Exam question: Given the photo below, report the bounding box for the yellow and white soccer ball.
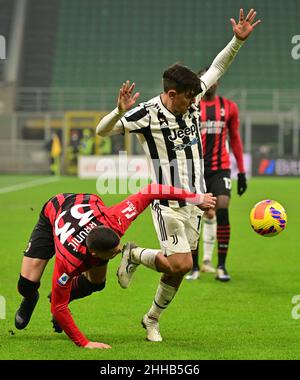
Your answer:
[250,200,287,237]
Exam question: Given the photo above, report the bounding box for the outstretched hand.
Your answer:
[197,193,216,211]
[85,341,112,349]
[118,80,140,113]
[230,8,261,41]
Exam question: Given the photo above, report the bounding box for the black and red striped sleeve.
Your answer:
[228,101,245,173]
[50,257,89,347]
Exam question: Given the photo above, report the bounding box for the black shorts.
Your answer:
[204,169,231,197]
[24,206,55,260]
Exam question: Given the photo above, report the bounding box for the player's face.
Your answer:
[173,91,196,114]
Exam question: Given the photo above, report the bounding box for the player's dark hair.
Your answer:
[163,63,202,97]
[86,225,120,252]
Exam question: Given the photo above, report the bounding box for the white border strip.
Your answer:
[0,177,60,194]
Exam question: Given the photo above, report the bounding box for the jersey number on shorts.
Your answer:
[223,177,232,190]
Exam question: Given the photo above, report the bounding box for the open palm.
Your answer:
[118,80,140,112]
[230,8,261,41]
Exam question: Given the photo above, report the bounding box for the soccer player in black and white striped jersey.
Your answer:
[96,9,261,342]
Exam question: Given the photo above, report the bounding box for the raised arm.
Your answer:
[96,81,140,137]
[199,8,261,97]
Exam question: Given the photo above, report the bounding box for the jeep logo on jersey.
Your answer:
[168,125,197,141]
[55,204,95,244]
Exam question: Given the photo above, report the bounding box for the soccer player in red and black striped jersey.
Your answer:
[186,69,247,282]
[15,184,215,349]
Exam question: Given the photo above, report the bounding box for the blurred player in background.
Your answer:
[46,132,62,176]
[15,184,214,349]
[97,9,260,342]
[79,128,95,155]
[185,69,247,282]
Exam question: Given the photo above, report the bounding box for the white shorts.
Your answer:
[151,202,204,256]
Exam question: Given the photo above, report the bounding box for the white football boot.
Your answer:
[201,260,216,273]
[185,269,200,280]
[142,314,163,342]
[117,242,139,289]
[216,267,231,282]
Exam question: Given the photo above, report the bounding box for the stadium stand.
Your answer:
[0,0,299,173]
[13,0,300,112]
[17,0,60,110]
[0,0,15,81]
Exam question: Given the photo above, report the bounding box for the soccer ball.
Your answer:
[250,200,287,237]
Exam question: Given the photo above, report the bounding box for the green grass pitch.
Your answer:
[0,175,299,360]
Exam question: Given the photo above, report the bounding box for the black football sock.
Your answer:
[17,274,40,298]
[216,208,230,269]
[191,249,200,271]
[69,274,106,301]
[48,274,106,303]
[15,275,40,329]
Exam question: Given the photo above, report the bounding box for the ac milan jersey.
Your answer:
[43,192,142,276]
[120,95,206,208]
[44,193,105,275]
[199,96,245,174]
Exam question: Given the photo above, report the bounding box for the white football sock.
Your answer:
[131,247,159,270]
[148,280,177,320]
[203,216,217,262]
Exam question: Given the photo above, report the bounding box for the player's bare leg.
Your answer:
[15,257,49,329]
[117,243,190,288]
[20,256,49,282]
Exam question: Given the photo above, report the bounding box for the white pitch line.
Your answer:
[0,177,60,194]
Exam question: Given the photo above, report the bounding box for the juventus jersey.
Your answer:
[121,95,206,208]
